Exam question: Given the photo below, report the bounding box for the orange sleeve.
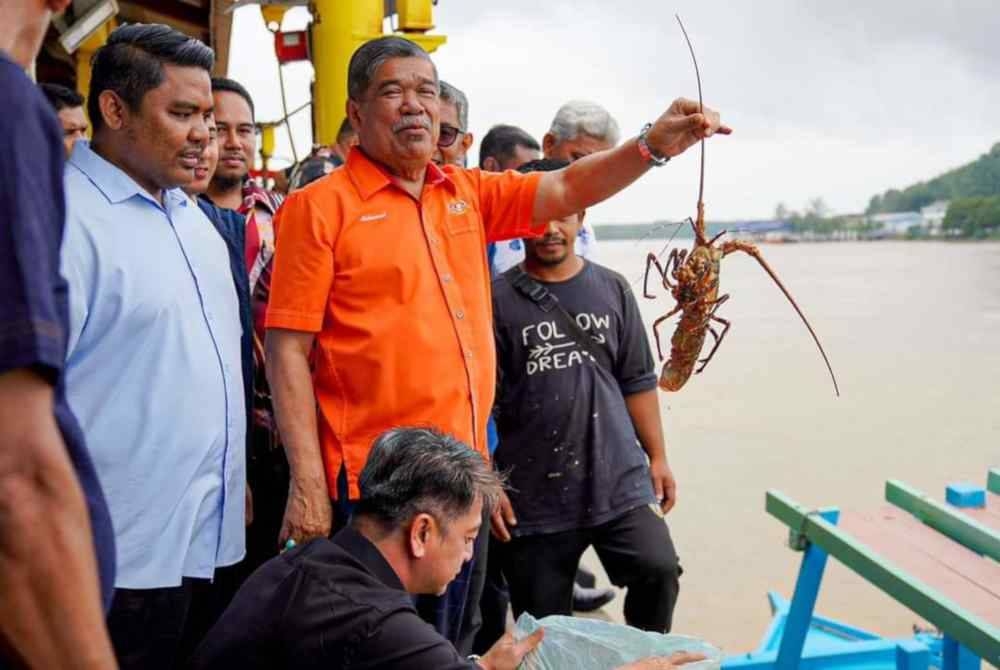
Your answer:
[473,168,544,243]
[265,190,336,332]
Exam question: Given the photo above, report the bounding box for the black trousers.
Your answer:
[472,534,511,654]
[499,504,681,632]
[107,568,246,670]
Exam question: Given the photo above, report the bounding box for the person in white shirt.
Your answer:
[491,100,620,275]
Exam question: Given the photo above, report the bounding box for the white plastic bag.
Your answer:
[515,614,723,670]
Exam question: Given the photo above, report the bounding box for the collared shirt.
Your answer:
[266,148,542,499]
[0,54,115,619]
[238,180,283,435]
[62,141,246,588]
[197,196,254,449]
[190,527,477,669]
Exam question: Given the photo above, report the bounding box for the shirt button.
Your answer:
[455,309,465,319]
[442,274,452,282]
[464,350,473,359]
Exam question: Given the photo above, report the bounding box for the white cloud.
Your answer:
[228,0,999,221]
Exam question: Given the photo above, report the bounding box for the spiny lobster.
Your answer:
[643,16,840,396]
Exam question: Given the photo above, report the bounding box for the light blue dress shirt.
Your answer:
[61,142,246,589]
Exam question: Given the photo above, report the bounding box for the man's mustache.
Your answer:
[392,115,431,133]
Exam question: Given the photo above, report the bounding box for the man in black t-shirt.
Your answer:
[491,159,681,632]
[0,1,116,667]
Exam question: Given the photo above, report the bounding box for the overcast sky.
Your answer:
[228,1,1000,223]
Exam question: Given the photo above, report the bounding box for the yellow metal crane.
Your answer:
[41,1,446,153]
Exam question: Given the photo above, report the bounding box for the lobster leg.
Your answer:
[721,240,840,396]
[643,253,671,299]
[650,304,683,361]
[696,314,731,374]
[708,229,727,245]
[695,294,731,373]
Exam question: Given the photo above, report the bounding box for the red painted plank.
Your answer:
[839,509,1000,626]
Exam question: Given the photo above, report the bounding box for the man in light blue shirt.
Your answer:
[60,24,245,670]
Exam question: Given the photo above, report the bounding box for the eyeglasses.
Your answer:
[438,123,464,148]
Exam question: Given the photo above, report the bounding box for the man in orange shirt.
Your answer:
[265,36,729,652]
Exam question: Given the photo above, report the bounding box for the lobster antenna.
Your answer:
[675,15,704,208]
[630,219,687,287]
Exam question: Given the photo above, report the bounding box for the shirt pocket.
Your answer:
[443,202,478,236]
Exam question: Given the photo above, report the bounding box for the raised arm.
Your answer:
[532,98,730,223]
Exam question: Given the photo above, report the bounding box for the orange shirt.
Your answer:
[266,148,543,499]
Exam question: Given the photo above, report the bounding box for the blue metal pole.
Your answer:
[942,635,979,670]
[774,508,840,670]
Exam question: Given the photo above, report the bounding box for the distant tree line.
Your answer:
[942,195,1000,238]
[775,199,881,236]
[866,142,1000,215]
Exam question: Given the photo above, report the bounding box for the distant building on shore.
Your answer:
[868,211,923,238]
[920,200,950,235]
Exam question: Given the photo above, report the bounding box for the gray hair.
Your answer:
[347,36,438,101]
[354,428,503,531]
[547,100,620,145]
[439,80,469,131]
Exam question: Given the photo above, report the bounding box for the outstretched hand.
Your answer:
[477,628,545,670]
[647,98,731,159]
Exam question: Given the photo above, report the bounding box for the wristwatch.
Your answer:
[637,123,670,167]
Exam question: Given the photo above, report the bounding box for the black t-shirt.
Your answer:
[492,260,658,536]
[0,54,115,618]
[191,527,477,669]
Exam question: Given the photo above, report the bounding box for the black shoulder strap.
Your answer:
[502,265,613,373]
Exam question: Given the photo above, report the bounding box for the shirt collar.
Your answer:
[332,526,406,592]
[241,179,281,215]
[69,141,188,209]
[345,146,456,201]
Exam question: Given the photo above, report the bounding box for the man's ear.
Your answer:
[461,131,474,155]
[97,90,128,132]
[482,156,500,172]
[346,99,362,136]
[408,513,435,559]
[542,132,556,159]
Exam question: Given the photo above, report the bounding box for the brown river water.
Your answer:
[576,240,1000,653]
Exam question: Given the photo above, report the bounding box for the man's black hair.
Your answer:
[211,77,255,121]
[479,124,541,169]
[516,158,569,174]
[88,23,214,132]
[39,83,84,111]
[347,36,436,101]
[353,428,503,533]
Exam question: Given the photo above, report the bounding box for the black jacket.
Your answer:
[197,196,254,445]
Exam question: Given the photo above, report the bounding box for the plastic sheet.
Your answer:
[515,614,723,670]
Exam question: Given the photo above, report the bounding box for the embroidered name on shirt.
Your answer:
[448,200,469,215]
[359,212,387,222]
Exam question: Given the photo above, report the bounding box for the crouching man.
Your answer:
[191,427,702,670]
